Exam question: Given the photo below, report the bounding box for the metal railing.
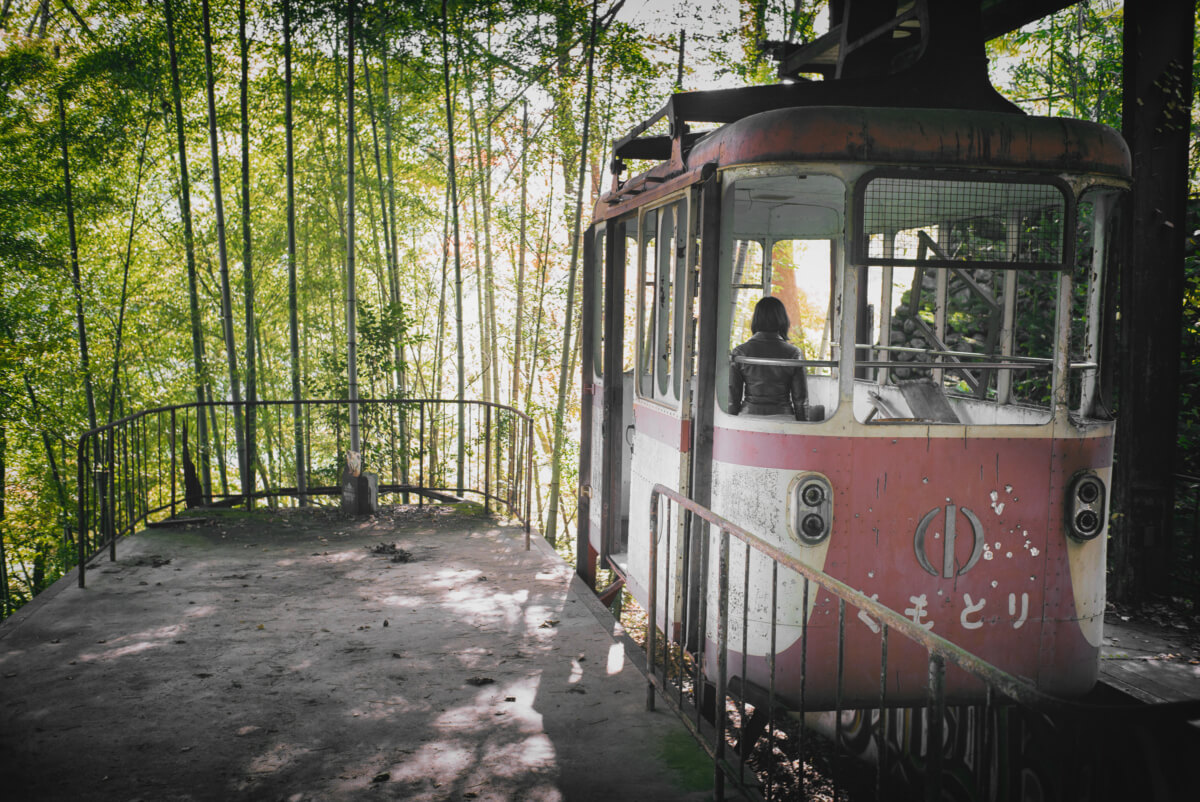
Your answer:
[76,398,534,586]
[645,484,1200,802]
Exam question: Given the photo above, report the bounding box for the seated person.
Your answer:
[729,297,810,420]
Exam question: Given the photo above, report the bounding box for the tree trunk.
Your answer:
[164,0,212,497]
[441,0,466,495]
[108,113,153,425]
[482,29,501,408]
[283,0,306,505]
[525,151,557,419]
[254,322,276,501]
[511,101,528,412]
[546,0,598,546]
[381,51,408,493]
[239,0,257,507]
[24,377,69,520]
[341,0,362,467]
[58,90,97,435]
[463,76,491,404]
[354,124,387,292]
[202,0,248,500]
[360,51,395,293]
[431,189,450,482]
[204,377,228,497]
[358,57,404,493]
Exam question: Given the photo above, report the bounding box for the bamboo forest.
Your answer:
[0,0,1191,620]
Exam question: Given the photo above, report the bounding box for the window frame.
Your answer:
[634,194,690,408]
[851,168,1077,272]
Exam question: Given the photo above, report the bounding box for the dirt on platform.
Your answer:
[0,504,718,802]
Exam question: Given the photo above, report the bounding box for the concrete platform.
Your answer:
[0,505,719,801]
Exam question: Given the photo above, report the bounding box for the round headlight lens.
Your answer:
[1077,480,1100,504]
[801,513,825,539]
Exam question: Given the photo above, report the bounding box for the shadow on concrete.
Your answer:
[0,505,715,801]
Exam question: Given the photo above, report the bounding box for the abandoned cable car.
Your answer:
[578,19,1128,709]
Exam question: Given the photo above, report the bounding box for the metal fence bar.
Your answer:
[714,524,730,802]
[484,405,492,513]
[738,540,750,785]
[798,575,809,800]
[834,597,845,802]
[877,624,889,801]
[767,560,778,800]
[647,491,659,714]
[926,652,946,802]
[663,498,673,706]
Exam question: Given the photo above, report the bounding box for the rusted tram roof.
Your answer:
[594,105,1130,223]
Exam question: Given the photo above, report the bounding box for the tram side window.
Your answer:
[729,240,765,347]
[655,203,679,399]
[718,174,845,420]
[634,201,687,406]
[1070,188,1124,420]
[770,239,834,370]
[638,210,658,398]
[623,224,639,377]
[592,226,605,379]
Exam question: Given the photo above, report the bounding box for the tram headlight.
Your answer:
[1067,473,1106,541]
[790,473,833,546]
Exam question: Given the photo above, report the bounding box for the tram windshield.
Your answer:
[854,174,1120,426]
[715,171,1121,426]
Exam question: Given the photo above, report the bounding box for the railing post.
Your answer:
[715,524,730,802]
[76,436,88,588]
[525,418,534,544]
[419,401,426,508]
[95,466,110,559]
[798,576,809,799]
[878,625,889,801]
[107,428,117,561]
[647,489,659,712]
[835,597,846,800]
[484,405,492,513]
[926,652,946,802]
[170,408,177,518]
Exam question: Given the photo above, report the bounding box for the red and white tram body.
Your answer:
[580,104,1128,708]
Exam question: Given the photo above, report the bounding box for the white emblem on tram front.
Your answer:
[914,504,986,578]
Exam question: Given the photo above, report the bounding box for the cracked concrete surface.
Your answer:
[0,504,717,801]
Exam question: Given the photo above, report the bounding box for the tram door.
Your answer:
[626,197,697,598]
[581,217,633,572]
[584,194,697,593]
[581,217,631,570]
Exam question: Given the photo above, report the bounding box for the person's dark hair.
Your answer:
[750,296,789,338]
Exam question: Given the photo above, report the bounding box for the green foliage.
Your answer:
[989,0,1124,127]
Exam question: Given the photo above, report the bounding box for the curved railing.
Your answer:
[76,398,534,586]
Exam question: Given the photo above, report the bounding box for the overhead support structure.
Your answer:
[610,0,1027,180]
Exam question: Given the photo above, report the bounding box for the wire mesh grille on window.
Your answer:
[862,178,1066,266]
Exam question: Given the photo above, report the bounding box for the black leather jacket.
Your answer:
[729,333,809,419]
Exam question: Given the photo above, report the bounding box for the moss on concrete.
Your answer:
[658,730,714,793]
